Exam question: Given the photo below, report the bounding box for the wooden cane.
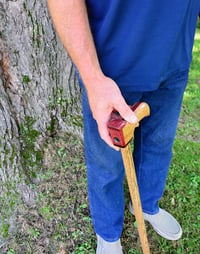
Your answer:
[108,102,150,254]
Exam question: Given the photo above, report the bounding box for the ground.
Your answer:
[1,130,199,254]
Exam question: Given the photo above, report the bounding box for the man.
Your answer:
[47,1,200,253]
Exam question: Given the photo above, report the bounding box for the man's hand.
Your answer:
[85,75,138,150]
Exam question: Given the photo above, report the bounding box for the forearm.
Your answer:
[47,0,104,86]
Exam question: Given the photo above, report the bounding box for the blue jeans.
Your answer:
[80,74,188,242]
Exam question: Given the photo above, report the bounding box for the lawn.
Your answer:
[1,21,200,254]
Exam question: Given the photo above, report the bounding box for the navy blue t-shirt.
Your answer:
[86,0,200,91]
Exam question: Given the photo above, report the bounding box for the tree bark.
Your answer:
[0,0,82,241]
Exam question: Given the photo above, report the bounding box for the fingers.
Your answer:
[97,120,120,151]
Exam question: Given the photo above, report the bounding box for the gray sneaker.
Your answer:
[129,202,182,240]
[96,234,123,254]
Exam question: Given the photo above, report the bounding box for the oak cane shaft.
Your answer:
[121,145,150,254]
[122,103,150,254]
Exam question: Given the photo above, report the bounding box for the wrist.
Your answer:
[81,69,106,89]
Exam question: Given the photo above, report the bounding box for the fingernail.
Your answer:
[129,115,138,123]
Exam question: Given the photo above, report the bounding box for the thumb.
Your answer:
[115,100,139,125]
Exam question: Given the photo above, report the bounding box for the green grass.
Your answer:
[177,22,200,142]
[121,140,200,253]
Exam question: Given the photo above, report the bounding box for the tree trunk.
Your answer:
[0,0,82,241]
